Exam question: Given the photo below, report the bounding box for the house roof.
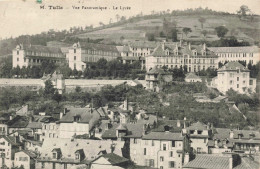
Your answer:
[184,154,230,169]
[27,122,42,129]
[129,41,158,48]
[21,150,37,158]
[0,136,19,146]
[185,73,201,80]
[7,115,29,128]
[208,46,259,53]
[142,132,183,141]
[76,42,120,54]
[22,45,64,55]
[218,62,249,72]
[102,123,144,139]
[38,138,124,163]
[94,153,129,165]
[213,128,231,140]
[184,154,259,169]
[146,68,170,75]
[186,121,208,131]
[59,108,99,124]
[116,45,131,53]
[152,119,188,133]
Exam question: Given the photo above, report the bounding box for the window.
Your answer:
[169,151,173,157]
[190,130,194,134]
[197,130,202,134]
[17,58,19,61]
[237,77,239,81]
[197,147,201,153]
[133,138,137,144]
[160,167,163,169]
[171,141,175,147]
[169,161,175,168]
[160,156,164,162]
[237,84,239,88]
[74,56,76,60]
[17,51,19,55]
[230,80,233,85]
[75,153,80,160]
[74,49,76,53]
[144,148,146,155]
[204,138,207,143]
[163,144,167,151]
[152,140,154,146]
[249,80,253,85]
[53,153,57,159]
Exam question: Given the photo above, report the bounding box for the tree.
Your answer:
[215,26,229,38]
[198,17,206,29]
[201,30,208,38]
[52,90,62,104]
[237,5,251,19]
[97,58,107,69]
[147,33,155,41]
[44,80,55,97]
[182,27,192,38]
[171,28,178,42]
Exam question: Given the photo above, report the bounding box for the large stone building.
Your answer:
[208,46,260,65]
[211,62,256,94]
[68,42,120,71]
[12,44,65,68]
[145,42,218,72]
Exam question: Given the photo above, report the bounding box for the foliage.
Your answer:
[146,33,155,41]
[44,80,55,97]
[198,17,206,29]
[208,36,250,47]
[215,26,229,38]
[182,27,192,37]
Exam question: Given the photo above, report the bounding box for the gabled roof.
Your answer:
[142,132,183,141]
[76,42,120,54]
[218,62,249,72]
[151,44,167,57]
[20,150,37,158]
[185,73,201,80]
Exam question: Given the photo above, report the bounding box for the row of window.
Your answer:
[156,58,215,64]
[218,53,254,58]
[145,159,176,168]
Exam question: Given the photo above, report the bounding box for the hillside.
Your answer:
[74,14,260,44]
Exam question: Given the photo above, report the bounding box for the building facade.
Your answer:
[211,62,256,94]
[68,42,120,71]
[12,44,65,68]
[146,42,218,72]
[208,46,260,65]
[132,131,189,169]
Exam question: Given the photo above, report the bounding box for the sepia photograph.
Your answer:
[0,0,259,168]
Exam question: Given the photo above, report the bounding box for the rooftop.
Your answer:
[208,46,259,53]
[142,132,183,141]
[218,62,249,72]
[185,73,202,80]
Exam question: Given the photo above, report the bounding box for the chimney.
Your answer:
[162,42,165,50]
[177,120,181,127]
[184,153,190,165]
[188,42,191,50]
[230,130,234,138]
[9,115,13,121]
[123,99,128,111]
[207,122,210,130]
[110,143,115,153]
[203,43,206,50]
[214,139,218,147]
[229,156,233,169]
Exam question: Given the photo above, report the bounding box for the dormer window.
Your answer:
[75,149,85,161]
[17,51,19,55]
[74,115,81,122]
[197,130,202,135]
[51,148,61,159]
[190,130,194,134]
[238,134,243,139]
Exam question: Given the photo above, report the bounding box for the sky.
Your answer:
[0,0,259,39]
